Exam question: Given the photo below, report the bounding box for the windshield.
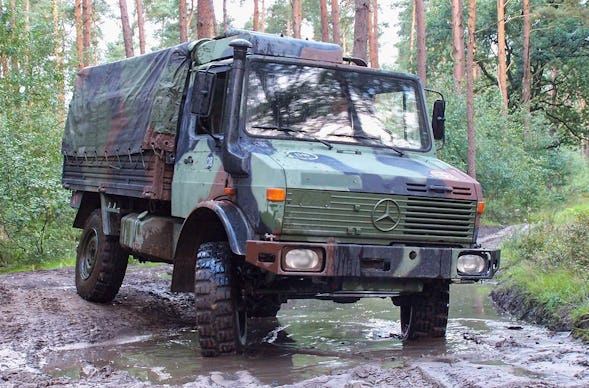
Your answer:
[245,60,429,151]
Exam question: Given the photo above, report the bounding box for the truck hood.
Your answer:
[263,144,481,201]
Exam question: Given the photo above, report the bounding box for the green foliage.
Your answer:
[396,0,589,148]
[0,1,77,269]
[431,78,583,223]
[499,205,589,340]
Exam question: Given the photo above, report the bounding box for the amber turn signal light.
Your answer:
[477,201,485,214]
[266,188,286,202]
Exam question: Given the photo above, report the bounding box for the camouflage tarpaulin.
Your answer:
[62,43,191,157]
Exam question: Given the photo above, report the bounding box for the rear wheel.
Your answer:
[399,280,450,340]
[75,210,128,303]
[195,241,247,357]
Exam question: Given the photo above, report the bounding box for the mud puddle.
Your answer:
[41,283,589,387]
[2,264,588,387]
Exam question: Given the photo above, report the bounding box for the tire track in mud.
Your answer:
[0,227,588,387]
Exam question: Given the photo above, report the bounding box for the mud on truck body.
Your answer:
[62,30,500,357]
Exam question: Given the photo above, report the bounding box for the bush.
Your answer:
[497,205,589,341]
[0,109,76,269]
[433,84,582,224]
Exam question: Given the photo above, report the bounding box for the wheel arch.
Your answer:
[171,200,254,292]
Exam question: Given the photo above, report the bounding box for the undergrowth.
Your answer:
[497,202,589,342]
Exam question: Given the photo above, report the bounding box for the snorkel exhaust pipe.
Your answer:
[222,38,252,176]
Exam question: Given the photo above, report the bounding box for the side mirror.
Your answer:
[191,71,216,116]
[432,99,446,140]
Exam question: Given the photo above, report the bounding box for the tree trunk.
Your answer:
[211,5,217,35]
[319,0,329,42]
[253,0,259,31]
[368,0,379,68]
[497,0,508,111]
[197,0,214,38]
[415,0,426,86]
[8,0,18,71]
[260,0,265,32]
[74,0,84,69]
[353,0,369,61]
[53,0,65,122]
[466,0,476,178]
[292,0,302,38]
[522,0,531,140]
[222,0,227,32]
[331,0,341,45]
[136,0,145,54]
[82,0,92,66]
[119,0,134,57]
[179,0,188,42]
[409,1,416,66]
[451,0,465,89]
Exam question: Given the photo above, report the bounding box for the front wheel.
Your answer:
[75,210,128,303]
[195,241,247,357]
[398,280,450,340]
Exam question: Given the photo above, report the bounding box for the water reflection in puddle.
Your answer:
[44,284,514,385]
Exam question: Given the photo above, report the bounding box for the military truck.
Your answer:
[62,30,500,357]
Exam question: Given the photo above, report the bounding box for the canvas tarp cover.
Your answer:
[62,43,191,156]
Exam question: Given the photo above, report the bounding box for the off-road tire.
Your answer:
[195,241,247,357]
[399,280,450,340]
[75,210,128,303]
[248,296,282,318]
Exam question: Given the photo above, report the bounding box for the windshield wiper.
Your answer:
[251,125,333,150]
[331,134,404,156]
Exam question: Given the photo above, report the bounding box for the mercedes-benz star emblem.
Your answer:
[371,199,401,232]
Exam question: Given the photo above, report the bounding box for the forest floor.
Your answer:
[1,227,588,387]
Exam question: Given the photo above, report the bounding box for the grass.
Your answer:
[0,257,75,274]
[496,200,589,342]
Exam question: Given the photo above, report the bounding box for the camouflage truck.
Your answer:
[62,30,500,357]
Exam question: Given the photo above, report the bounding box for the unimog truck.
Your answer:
[62,30,500,357]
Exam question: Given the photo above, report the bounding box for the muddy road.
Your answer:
[1,229,588,387]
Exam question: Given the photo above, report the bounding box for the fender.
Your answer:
[170,200,254,292]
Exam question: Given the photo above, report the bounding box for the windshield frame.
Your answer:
[241,55,432,153]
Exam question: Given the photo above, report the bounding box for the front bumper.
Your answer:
[245,240,500,280]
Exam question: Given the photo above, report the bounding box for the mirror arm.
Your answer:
[425,88,445,102]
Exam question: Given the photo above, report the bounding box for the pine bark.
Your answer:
[331,0,341,45]
[254,0,259,31]
[222,0,227,32]
[74,0,84,69]
[353,0,369,61]
[136,0,145,54]
[409,1,416,66]
[260,0,265,32]
[451,0,465,89]
[292,0,302,38]
[466,0,476,178]
[320,0,329,42]
[119,0,134,57]
[197,0,214,38]
[497,0,508,111]
[82,0,92,66]
[522,0,531,140]
[180,0,188,42]
[415,0,426,86]
[368,0,379,68]
[53,0,65,121]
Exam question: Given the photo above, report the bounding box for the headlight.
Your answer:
[457,253,488,275]
[282,248,323,272]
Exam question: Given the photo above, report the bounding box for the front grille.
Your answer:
[282,189,476,245]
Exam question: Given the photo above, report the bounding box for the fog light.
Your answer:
[457,253,487,275]
[283,248,323,272]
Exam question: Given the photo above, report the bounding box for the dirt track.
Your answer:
[1,227,588,387]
